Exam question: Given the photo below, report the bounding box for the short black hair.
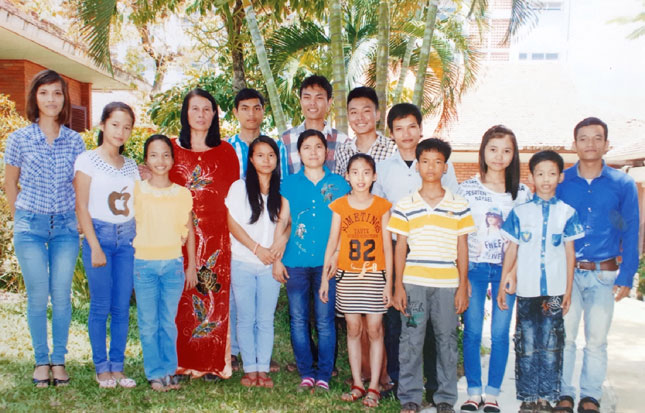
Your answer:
[529,150,564,174]
[234,88,265,109]
[574,117,608,141]
[347,153,376,174]
[297,129,328,152]
[144,134,174,160]
[299,75,333,99]
[347,86,378,109]
[387,103,422,131]
[415,138,451,162]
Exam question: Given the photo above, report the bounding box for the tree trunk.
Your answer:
[374,0,389,133]
[224,0,247,92]
[412,0,438,110]
[137,23,179,98]
[393,6,424,104]
[329,0,348,134]
[242,0,287,132]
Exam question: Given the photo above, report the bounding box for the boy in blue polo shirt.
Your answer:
[497,150,584,413]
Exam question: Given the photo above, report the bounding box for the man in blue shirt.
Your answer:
[554,117,639,413]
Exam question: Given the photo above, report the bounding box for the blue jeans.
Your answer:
[561,268,617,401]
[13,209,79,366]
[231,260,281,372]
[463,262,515,396]
[285,266,336,382]
[229,286,239,356]
[514,295,564,403]
[82,219,135,374]
[133,257,185,380]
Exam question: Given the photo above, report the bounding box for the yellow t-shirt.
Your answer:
[133,180,193,260]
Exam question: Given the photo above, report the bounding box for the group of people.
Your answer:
[3,69,638,413]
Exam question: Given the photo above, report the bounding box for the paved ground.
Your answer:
[419,297,645,413]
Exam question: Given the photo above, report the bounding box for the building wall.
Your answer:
[0,59,92,130]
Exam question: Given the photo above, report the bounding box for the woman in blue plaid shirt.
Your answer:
[3,70,85,388]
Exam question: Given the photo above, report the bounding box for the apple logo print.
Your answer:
[108,186,131,216]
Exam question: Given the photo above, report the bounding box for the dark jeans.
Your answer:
[384,239,437,400]
[514,295,565,403]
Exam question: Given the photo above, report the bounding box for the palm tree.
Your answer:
[374,0,390,132]
[411,0,438,109]
[329,0,348,133]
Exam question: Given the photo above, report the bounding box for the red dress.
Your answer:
[170,139,239,378]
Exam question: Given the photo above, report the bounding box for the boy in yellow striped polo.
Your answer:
[387,138,475,413]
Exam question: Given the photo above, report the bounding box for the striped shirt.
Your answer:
[280,121,349,174]
[225,134,289,179]
[387,189,476,287]
[333,131,397,175]
[4,123,85,214]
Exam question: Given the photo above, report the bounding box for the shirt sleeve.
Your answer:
[386,205,409,237]
[73,152,91,176]
[373,162,386,197]
[442,161,459,194]
[74,133,86,158]
[4,131,23,167]
[457,209,476,235]
[501,208,520,244]
[563,208,585,242]
[334,146,347,175]
[224,180,247,226]
[616,177,640,286]
[277,139,290,179]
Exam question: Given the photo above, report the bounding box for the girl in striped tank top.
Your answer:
[319,153,393,408]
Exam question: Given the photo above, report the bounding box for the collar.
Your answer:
[531,194,559,205]
[297,120,331,135]
[573,160,610,180]
[411,187,453,207]
[348,131,388,150]
[296,164,331,179]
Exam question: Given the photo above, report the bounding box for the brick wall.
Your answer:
[0,59,92,130]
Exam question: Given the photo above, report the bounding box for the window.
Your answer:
[545,53,559,60]
[531,53,545,60]
[519,53,528,60]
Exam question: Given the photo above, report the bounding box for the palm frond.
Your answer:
[265,21,329,75]
[77,0,118,73]
[504,0,542,42]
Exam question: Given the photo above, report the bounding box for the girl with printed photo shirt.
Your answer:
[457,125,532,413]
[74,102,140,388]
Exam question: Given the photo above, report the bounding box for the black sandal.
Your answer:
[577,396,600,413]
[553,395,575,413]
[51,364,70,387]
[400,401,420,412]
[32,364,51,388]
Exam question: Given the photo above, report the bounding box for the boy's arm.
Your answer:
[497,242,518,310]
[185,213,197,290]
[393,234,408,315]
[381,210,393,307]
[454,233,469,314]
[562,240,576,315]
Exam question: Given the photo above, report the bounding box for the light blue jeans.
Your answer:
[561,268,617,401]
[83,218,135,374]
[231,260,281,373]
[462,262,515,397]
[133,257,185,381]
[13,209,79,366]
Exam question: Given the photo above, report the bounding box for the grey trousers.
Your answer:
[397,284,459,406]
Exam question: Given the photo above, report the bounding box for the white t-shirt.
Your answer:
[74,149,140,223]
[458,177,532,264]
[224,179,277,265]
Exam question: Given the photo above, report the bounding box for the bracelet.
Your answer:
[253,242,259,255]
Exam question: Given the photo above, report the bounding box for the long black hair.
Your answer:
[478,125,520,200]
[178,89,221,149]
[143,134,174,160]
[98,102,135,154]
[246,136,281,224]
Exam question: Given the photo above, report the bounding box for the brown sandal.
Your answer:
[240,373,257,387]
[362,388,380,407]
[256,374,274,388]
[341,385,366,402]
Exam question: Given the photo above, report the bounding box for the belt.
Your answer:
[575,258,618,271]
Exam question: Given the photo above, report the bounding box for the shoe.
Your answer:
[163,374,181,390]
[148,378,167,392]
[460,398,484,412]
[256,374,274,388]
[483,400,501,412]
[96,373,116,388]
[400,401,420,412]
[315,379,329,391]
[341,385,366,402]
[32,364,51,388]
[231,355,240,372]
[577,396,600,413]
[553,396,575,413]
[436,402,456,413]
[51,364,70,387]
[240,373,257,387]
[298,377,315,392]
[203,373,221,383]
[269,359,281,372]
[112,372,136,388]
[519,401,537,413]
[286,362,298,372]
[362,388,380,408]
[536,400,552,413]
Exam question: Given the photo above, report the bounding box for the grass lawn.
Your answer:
[0,289,402,412]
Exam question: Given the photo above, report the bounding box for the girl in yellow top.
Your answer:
[319,153,393,408]
[132,135,197,391]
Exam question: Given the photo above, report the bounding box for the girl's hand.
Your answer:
[562,293,571,316]
[497,276,515,311]
[503,275,516,295]
[185,266,198,290]
[255,245,276,265]
[91,247,107,267]
[393,286,408,316]
[383,286,393,308]
[272,261,289,284]
[454,284,469,314]
[319,279,329,303]
[138,164,151,180]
